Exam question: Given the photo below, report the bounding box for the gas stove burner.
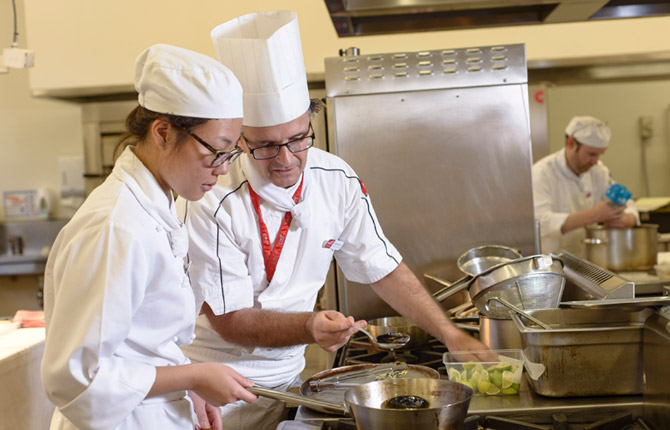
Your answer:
[337,331,448,372]
[378,349,418,364]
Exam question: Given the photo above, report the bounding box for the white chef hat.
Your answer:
[134,43,243,119]
[565,116,612,149]
[210,10,310,127]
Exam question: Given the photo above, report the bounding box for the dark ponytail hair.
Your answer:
[114,105,210,160]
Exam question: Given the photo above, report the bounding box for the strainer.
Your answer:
[469,255,565,319]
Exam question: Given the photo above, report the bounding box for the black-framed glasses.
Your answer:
[178,126,243,168]
[243,125,315,160]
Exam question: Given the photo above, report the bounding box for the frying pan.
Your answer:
[249,378,473,430]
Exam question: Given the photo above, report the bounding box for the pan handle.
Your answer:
[247,386,347,416]
[425,274,472,302]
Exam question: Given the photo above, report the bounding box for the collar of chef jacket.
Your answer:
[112,147,188,258]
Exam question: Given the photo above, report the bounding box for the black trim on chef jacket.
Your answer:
[212,180,249,313]
[184,166,400,314]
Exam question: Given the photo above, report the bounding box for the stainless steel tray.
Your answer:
[512,308,648,397]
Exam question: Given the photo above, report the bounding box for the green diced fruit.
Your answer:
[477,379,491,394]
[501,386,519,395]
[501,371,514,389]
[486,385,501,395]
[449,361,521,395]
[489,370,503,388]
[489,363,512,372]
[448,368,462,382]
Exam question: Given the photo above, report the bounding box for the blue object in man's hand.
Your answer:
[606,183,632,206]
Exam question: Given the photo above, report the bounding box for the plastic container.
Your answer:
[443,349,524,396]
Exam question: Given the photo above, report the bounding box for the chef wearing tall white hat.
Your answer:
[178,10,489,429]
[533,115,639,256]
[41,43,257,430]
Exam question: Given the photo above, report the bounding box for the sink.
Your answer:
[0,219,68,276]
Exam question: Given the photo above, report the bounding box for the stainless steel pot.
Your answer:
[250,378,473,430]
[478,315,522,349]
[584,224,659,271]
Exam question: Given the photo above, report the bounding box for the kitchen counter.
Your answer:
[0,326,54,429]
[468,377,643,416]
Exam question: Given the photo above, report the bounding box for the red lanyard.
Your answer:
[248,176,304,283]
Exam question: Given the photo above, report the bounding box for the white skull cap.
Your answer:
[565,116,611,149]
[211,10,310,127]
[134,43,243,119]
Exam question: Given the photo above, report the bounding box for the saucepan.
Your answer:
[249,378,473,430]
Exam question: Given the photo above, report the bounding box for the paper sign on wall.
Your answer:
[3,190,40,218]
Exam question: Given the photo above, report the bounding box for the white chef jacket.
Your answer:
[532,148,639,257]
[41,147,197,430]
[179,148,401,387]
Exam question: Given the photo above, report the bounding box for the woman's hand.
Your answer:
[191,362,257,406]
[190,390,222,430]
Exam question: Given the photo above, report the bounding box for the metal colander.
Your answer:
[469,255,566,319]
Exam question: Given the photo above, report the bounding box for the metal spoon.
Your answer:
[354,326,411,350]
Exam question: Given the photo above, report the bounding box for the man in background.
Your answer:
[533,115,639,256]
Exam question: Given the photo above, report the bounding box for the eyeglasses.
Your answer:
[178,126,243,168]
[243,126,315,160]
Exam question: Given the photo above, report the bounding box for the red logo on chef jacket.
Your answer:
[358,178,368,195]
[323,239,344,250]
[586,192,591,198]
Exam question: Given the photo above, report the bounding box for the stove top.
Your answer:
[278,406,650,429]
[334,331,448,374]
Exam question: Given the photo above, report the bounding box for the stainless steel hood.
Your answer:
[324,0,670,37]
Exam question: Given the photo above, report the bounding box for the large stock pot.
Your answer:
[584,224,658,271]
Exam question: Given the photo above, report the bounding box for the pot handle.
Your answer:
[583,238,607,245]
[247,386,347,416]
[425,274,471,302]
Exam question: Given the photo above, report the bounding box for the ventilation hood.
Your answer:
[324,0,670,37]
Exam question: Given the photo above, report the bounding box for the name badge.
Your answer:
[323,239,344,251]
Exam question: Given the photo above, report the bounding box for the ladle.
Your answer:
[484,297,552,330]
[354,326,410,350]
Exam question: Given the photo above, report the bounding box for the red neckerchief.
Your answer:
[248,176,304,283]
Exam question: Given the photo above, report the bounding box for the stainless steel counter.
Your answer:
[619,270,670,296]
[468,377,643,416]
